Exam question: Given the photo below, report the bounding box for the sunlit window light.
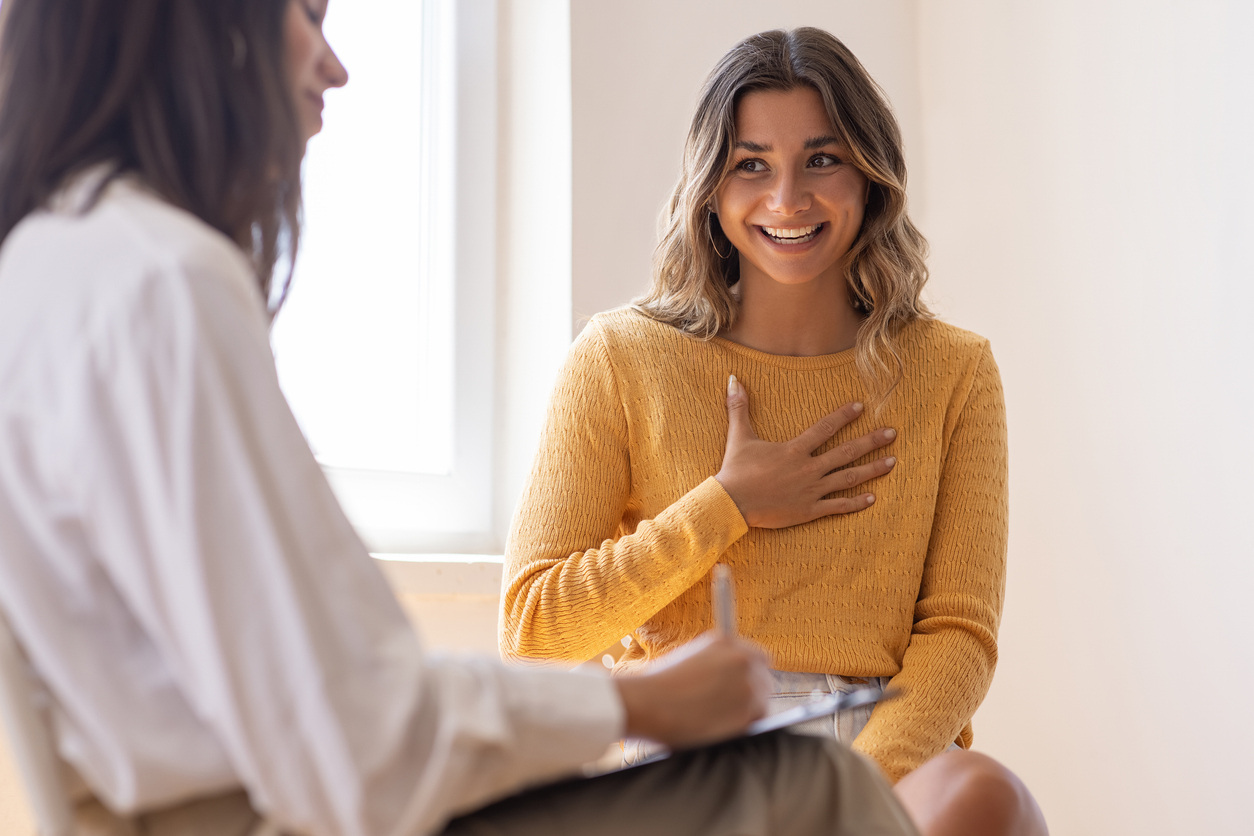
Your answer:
[272,0,454,476]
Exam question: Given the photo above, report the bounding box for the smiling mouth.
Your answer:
[760,223,824,244]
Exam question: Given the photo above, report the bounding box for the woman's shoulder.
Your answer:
[898,316,994,369]
[579,306,693,355]
[96,176,256,289]
[6,170,257,310]
[0,171,271,404]
[0,171,267,366]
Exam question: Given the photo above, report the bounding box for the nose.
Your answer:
[767,169,811,215]
[322,42,349,88]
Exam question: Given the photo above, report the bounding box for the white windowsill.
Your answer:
[372,553,503,596]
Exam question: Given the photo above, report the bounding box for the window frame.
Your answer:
[319,0,498,554]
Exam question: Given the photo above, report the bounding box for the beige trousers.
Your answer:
[74,790,271,836]
[440,731,919,836]
[72,731,917,836]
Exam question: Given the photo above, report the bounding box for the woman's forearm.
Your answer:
[501,476,746,662]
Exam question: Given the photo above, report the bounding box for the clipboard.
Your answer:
[608,685,900,773]
[742,684,897,736]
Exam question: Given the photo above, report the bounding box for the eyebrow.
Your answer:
[733,135,844,153]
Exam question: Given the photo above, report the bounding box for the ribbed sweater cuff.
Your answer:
[685,476,749,543]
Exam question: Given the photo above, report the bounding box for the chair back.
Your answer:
[0,608,74,836]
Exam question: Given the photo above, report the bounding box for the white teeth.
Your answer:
[762,223,822,242]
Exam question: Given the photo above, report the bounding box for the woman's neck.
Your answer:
[722,266,863,357]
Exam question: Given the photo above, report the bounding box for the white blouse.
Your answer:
[0,172,622,836]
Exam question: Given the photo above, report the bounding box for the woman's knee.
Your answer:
[896,750,1047,836]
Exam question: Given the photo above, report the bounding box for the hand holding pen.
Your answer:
[614,563,772,748]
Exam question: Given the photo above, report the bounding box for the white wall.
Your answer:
[493,0,575,544]
[916,2,1254,834]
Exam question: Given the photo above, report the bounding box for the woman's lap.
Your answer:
[766,670,890,741]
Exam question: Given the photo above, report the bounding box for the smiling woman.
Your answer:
[501,26,1048,836]
[713,87,870,355]
[716,89,867,275]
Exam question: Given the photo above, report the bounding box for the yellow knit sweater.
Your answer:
[500,307,1008,781]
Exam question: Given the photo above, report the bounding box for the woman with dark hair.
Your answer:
[0,0,310,298]
[0,3,921,835]
[502,27,1047,836]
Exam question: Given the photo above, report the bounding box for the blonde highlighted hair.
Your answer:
[635,27,931,404]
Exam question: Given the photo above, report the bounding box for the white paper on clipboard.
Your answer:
[741,685,893,736]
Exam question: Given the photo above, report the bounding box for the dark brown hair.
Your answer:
[636,27,932,403]
[0,0,303,308]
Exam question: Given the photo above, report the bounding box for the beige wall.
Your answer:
[380,559,504,655]
[916,2,1254,834]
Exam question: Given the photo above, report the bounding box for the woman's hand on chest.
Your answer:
[714,375,898,529]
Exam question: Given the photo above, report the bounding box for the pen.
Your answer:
[712,563,737,638]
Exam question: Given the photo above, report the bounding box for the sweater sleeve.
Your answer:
[499,321,748,663]
[851,341,1009,781]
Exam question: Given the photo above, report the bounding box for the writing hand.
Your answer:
[714,375,897,529]
[614,633,772,749]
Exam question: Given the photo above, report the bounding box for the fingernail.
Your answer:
[883,428,896,440]
[866,494,875,505]
[852,402,864,413]
[884,456,896,467]
[728,374,738,397]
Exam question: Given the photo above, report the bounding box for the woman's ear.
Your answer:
[708,196,719,214]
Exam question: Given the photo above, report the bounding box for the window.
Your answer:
[272,0,497,553]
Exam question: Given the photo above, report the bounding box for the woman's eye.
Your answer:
[809,153,840,168]
[736,159,767,173]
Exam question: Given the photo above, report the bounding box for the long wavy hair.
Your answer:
[636,27,931,403]
[0,0,303,310]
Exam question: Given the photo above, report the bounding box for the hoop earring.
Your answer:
[707,212,733,259]
[849,282,872,313]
